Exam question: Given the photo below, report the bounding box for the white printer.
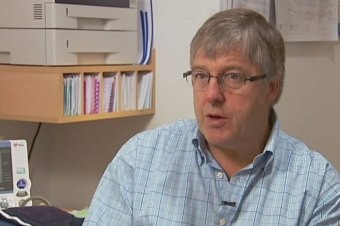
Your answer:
[0,0,138,65]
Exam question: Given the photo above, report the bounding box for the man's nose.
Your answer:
[205,78,225,103]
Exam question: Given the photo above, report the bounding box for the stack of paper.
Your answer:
[138,0,154,65]
[84,73,100,114]
[122,72,137,111]
[64,74,82,116]
[138,72,153,110]
[103,73,119,113]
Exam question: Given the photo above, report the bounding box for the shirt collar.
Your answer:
[263,109,279,155]
[253,109,283,170]
[192,130,207,166]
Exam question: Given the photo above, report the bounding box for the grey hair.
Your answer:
[190,8,285,103]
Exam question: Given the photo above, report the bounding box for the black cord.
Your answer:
[28,122,42,161]
[20,196,51,207]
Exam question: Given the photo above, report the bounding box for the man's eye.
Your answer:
[225,73,242,81]
[194,72,209,80]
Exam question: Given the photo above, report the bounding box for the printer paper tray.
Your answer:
[0,29,137,65]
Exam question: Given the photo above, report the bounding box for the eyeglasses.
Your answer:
[183,69,267,91]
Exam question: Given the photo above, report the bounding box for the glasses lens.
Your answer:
[191,70,209,90]
[222,73,244,89]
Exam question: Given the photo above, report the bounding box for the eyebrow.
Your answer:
[191,65,247,74]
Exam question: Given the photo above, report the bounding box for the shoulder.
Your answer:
[272,129,339,214]
[142,119,198,135]
[114,119,198,165]
[274,129,339,194]
[275,130,336,173]
[132,119,198,147]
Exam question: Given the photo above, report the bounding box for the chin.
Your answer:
[204,131,233,145]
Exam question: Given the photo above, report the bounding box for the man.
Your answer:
[84,8,340,225]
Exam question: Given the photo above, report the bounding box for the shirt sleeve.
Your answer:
[83,138,137,226]
[309,163,340,225]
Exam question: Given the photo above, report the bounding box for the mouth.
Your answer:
[207,112,227,118]
[208,114,223,119]
[206,113,228,126]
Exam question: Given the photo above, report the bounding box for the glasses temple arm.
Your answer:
[183,71,192,78]
[248,74,267,82]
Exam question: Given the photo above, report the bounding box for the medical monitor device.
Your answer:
[0,140,31,209]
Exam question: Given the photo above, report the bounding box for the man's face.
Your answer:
[192,49,279,153]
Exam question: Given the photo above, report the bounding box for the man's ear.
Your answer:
[267,77,281,105]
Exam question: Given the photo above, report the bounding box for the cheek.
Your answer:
[193,93,203,116]
[227,90,252,109]
[229,91,265,119]
[234,91,270,124]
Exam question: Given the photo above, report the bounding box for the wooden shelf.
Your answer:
[0,54,155,123]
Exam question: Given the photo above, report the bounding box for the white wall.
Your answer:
[277,42,340,166]
[0,0,339,209]
[148,1,220,126]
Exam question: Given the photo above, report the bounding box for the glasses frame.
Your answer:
[183,70,267,91]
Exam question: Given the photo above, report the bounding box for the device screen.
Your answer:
[0,146,13,193]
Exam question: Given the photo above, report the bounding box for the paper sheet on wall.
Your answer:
[220,0,339,41]
[231,0,272,22]
[275,0,338,41]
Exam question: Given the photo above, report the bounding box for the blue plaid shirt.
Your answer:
[84,119,340,225]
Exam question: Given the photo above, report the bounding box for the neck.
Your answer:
[208,111,275,178]
[209,145,260,178]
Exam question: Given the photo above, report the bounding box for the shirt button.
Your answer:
[216,171,224,179]
[219,218,227,225]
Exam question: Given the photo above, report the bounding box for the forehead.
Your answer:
[192,48,257,72]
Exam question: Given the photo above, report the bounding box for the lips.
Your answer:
[208,114,223,119]
[207,112,227,118]
[206,113,228,127]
